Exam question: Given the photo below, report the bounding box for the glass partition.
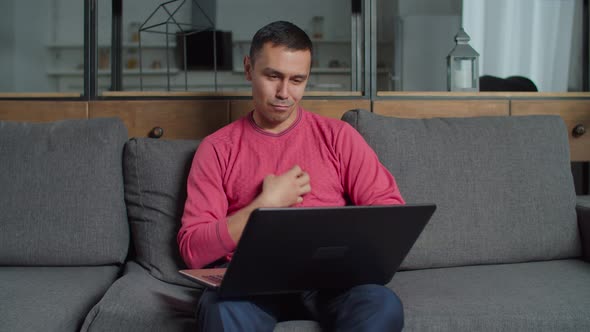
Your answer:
[2,0,586,96]
[376,0,463,92]
[376,0,585,93]
[0,0,363,95]
[1,0,84,95]
[105,0,360,94]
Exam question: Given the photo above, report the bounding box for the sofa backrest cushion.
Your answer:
[342,110,580,269]
[0,118,129,266]
[123,138,200,287]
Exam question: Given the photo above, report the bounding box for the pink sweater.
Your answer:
[178,108,405,268]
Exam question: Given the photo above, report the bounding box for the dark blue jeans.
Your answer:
[196,284,404,332]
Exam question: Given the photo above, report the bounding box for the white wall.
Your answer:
[4,0,79,92]
[13,0,52,92]
[56,0,193,45]
[400,15,461,91]
[121,0,193,44]
[54,0,84,44]
[568,0,583,91]
[215,0,352,86]
[0,0,15,91]
[393,0,462,91]
[216,0,350,41]
[399,0,462,16]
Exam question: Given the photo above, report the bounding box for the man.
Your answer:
[178,21,405,331]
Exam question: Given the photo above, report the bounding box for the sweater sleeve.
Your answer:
[336,123,405,206]
[177,139,237,269]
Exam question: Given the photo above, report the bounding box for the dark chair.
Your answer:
[479,75,538,92]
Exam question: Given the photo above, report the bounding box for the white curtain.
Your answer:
[463,0,577,92]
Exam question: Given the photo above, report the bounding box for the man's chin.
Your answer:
[268,112,290,124]
[269,110,296,125]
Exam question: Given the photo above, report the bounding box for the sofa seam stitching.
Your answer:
[134,140,151,270]
[81,305,102,332]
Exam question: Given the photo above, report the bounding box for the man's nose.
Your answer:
[276,80,289,99]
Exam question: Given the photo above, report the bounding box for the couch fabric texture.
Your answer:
[1,266,120,331]
[577,196,590,260]
[342,111,580,269]
[80,262,200,332]
[123,138,202,287]
[0,118,129,266]
[84,138,322,331]
[2,112,589,331]
[0,118,129,332]
[388,259,590,330]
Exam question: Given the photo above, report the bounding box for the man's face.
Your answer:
[244,43,311,132]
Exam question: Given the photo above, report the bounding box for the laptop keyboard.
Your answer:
[203,274,224,283]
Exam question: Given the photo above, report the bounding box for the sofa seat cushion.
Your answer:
[81,262,321,332]
[0,265,120,331]
[342,110,580,269]
[275,320,321,332]
[81,261,201,332]
[389,259,590,331]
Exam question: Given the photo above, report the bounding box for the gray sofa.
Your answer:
[1,109,589,331]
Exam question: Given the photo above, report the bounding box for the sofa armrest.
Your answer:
[577,196,590,261]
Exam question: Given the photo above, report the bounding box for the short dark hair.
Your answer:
[249,21,313,65]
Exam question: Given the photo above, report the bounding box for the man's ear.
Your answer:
[244,56,253,81]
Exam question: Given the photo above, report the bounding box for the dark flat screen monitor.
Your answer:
[176,30,233,70]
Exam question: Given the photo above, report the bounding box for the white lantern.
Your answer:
[447,28,479,92]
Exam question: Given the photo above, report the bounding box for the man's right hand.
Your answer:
[227,165,311,243]
[257,165,311,207]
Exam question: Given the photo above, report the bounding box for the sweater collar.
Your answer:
[248,106,303,137]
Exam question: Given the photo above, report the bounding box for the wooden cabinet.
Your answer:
[87,98,369,139]
[0,98,368,140]
[373,99,509,118]
[512,99,590,162]
[229,99,371,122]
[2,94,588,163]
[88,100,229,140]
[0,101,87,122]
[373,94,590,162]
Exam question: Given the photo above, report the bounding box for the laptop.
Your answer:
[179,204,436,298]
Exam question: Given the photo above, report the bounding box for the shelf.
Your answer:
[0,92,82,98]
[376,91,590,98]
[233,39,350,44]
[232,67,352,74]
[102,91,253,97]
[47,43,177,49]
[311,68,351,73]
[101,90,362,97]
[232,67,390,74]
[48,40,346,50]
[47,69,180,76]
[308,83,344,89]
